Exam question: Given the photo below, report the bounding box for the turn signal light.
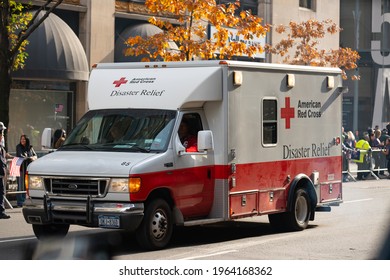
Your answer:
[25,172,29,196]
[129,177,141,193]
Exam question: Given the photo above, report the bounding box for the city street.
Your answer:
[1,177,389,260]
[1,3,389,280]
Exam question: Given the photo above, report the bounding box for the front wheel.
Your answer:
[136,199,173,250]
[32,224,70,240]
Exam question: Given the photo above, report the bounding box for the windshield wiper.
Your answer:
[101,142,150,153]
[128,145,150,153]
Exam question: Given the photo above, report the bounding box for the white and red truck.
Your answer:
[23,60,343,250]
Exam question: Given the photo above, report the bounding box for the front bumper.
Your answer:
[22,196,144,231]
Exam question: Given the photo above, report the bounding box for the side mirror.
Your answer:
[198,130,214,152]
[41,128,52,149]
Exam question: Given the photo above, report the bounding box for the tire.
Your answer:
[32,224,70,240]
[136,199,173,250]
[284,188,310,231]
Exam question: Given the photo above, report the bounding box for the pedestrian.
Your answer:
[342,131,356,182]
[342,126,348,142]
[15,134,37,207]
[345,131,356,149]
[353,132,371,180]
[0,122,14,219]
[355,130,360,141]
[342,142,351,182]
[382,137,390,178]
[380,128,388,145]
[369,129,381,147]
[53,128,66,149]
[370,129,382,176]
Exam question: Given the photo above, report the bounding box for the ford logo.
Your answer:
[68,184,78,190]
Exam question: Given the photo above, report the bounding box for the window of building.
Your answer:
[9,83,74,154]
[262,98,278,145]
[217,0,258,16]
[299,0,315,10]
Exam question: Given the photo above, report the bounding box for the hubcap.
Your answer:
[151,210,167,240]
[295,196,308,225]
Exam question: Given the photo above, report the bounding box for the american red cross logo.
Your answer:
[281,97,295,129]
[113,77,128,87]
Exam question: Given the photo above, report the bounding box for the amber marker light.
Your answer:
[129,177,141,193]
[25,172,29,196]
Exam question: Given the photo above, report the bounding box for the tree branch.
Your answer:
[10,0,64,58]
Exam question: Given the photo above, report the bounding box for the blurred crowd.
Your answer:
[342,123,390,181]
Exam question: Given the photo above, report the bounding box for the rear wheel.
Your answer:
[268,188,310,232]
[136,199,173,250]
[32,224,70,240]
[284,188,310,231]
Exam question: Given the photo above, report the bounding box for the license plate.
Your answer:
[98,215,120,228]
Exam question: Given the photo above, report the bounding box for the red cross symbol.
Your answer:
[281,97,295,129]
[113,77,128,87]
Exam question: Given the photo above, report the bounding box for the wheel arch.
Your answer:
[144,187,183,225]
[287,174,317,220]
[145,187,173,205]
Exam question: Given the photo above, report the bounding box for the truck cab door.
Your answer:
[173,112,215,218]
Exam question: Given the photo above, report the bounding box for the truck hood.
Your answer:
[27,151,156,177]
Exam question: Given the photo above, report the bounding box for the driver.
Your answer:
[178,119,197,152]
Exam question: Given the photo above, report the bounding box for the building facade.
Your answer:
[8,0,342,153]
[341,0,390,133]
[263,0,340,63]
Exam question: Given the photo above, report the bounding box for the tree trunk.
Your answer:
[0,62,11,131]
[0,0,11,147]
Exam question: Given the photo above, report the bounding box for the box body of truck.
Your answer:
[23,60,343,250]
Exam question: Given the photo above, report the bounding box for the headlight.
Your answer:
[29,176,45,190]
[110,178,129,192]
[109,178,141,193]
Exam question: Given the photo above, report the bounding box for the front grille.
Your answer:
[44,178,108,197]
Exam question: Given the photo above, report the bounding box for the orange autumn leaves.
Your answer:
[125,0,268,61]
[125,1,359,80]
[265,19,360,80]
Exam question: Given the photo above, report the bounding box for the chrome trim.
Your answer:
[229,188,286,195]
[229,189,259,195]
[53,205,86,212]
[320,180,343,185]
[26,199,144,214]
[94,203,144,214]
[43,176,111,198]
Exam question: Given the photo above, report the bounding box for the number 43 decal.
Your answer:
[121,162,131,166]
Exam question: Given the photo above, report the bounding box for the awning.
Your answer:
[115,23,178,62]
[12,11,89,81]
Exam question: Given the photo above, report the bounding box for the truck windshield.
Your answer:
[60,109,176,152]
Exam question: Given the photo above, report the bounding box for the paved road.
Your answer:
[1,177,390,260]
